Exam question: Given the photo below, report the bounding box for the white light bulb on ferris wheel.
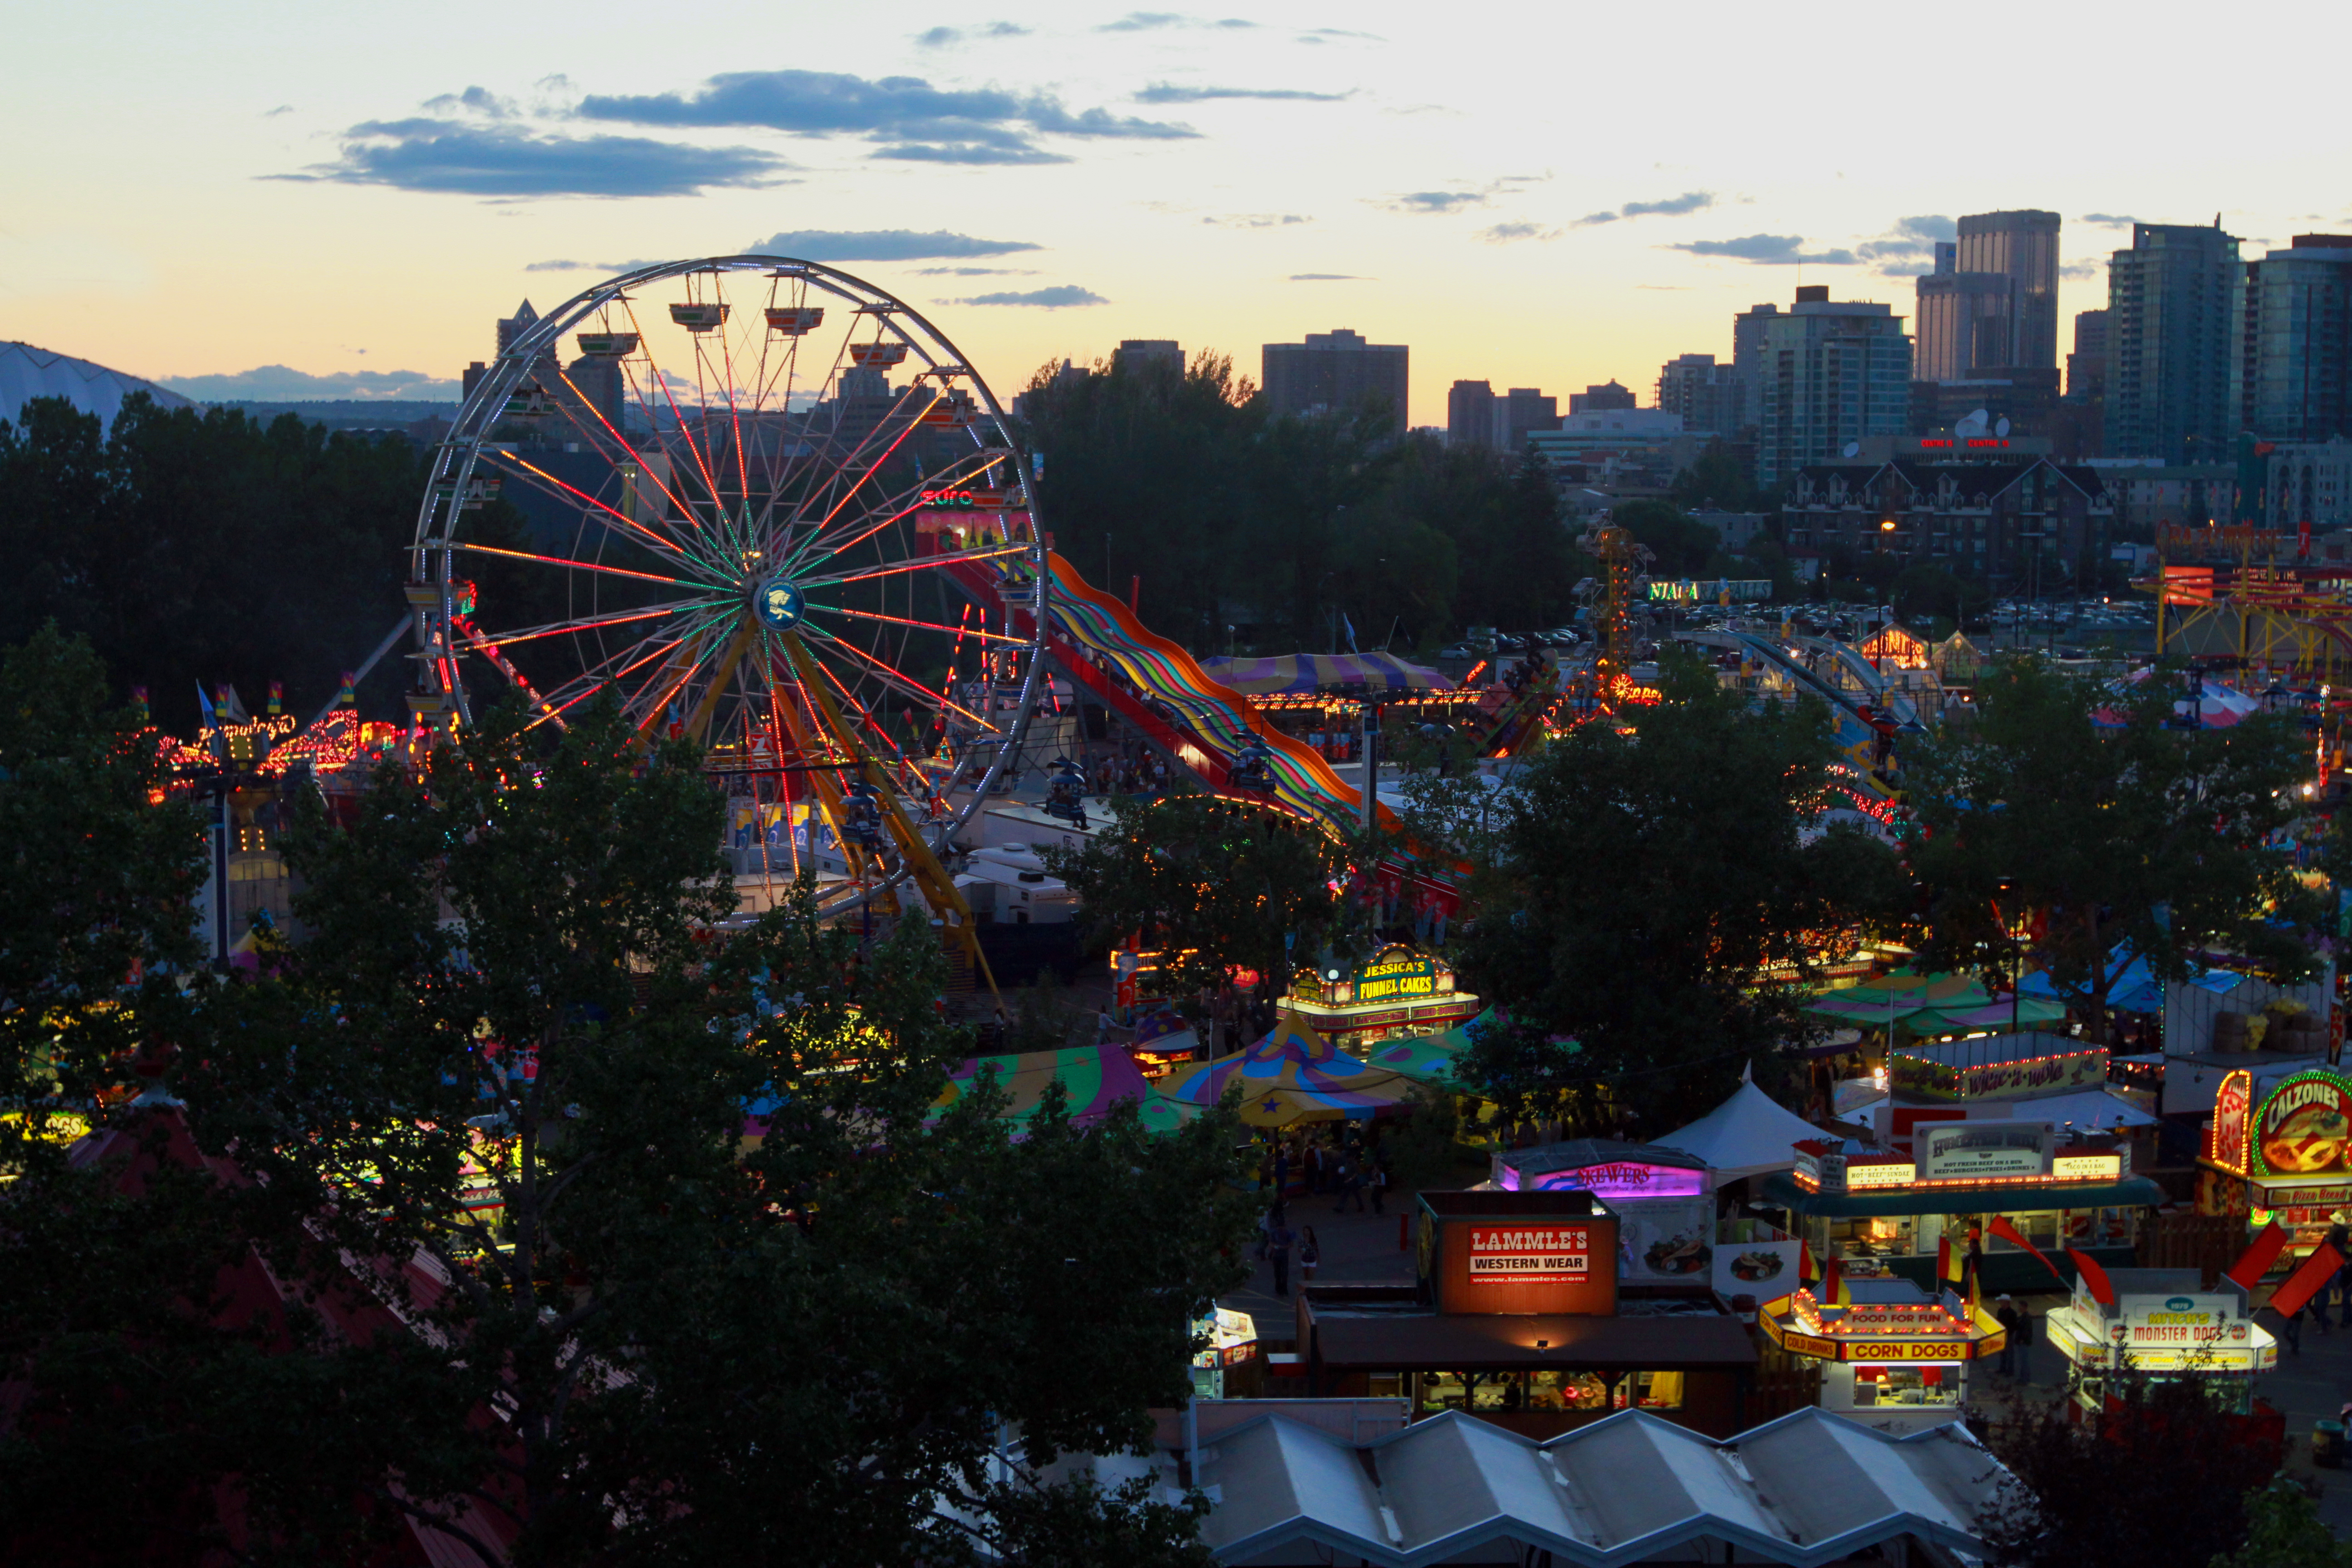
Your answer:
[406,255,1049,921]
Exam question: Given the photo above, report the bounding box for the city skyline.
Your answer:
[6,0,2348,429]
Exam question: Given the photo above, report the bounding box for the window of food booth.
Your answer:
[1411,1370,1673,1413]
[1852,1365,1958,1409]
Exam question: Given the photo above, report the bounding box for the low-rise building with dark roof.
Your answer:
[1780,457,2113,584]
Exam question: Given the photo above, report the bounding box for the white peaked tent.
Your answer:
[1652,1065,1826,1181]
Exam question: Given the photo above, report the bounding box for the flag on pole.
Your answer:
[1821,1255,1851,1306]
[2066,1246,2116,1307]
[1798,1244,1819,1289]
[1988,1215,2072,1289]
[2226,1222,2291,1290]
[1938,1232,1965,1289]
[2269,1242,2347,1321]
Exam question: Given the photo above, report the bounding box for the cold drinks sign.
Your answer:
[1467,1226,1592,1284]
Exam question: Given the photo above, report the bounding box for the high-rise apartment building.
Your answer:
[1914,268,2019,380]
[1568,380,1637,414]
[1261,328,1409,434]
[2241,236,2352,441]
[1955,210,2063,370]
[1112,339,1184,377]
[2068,310,2110,401]
[1754,286,1914,489]
[1447,380,1497,448]
[1494,387,1561,451]
[1655,353,1744,434]
[2105,222,2244,463]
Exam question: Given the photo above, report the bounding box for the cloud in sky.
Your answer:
[1098,12,1257,30]
[2060,259,2103,280]
[1385,190,1487,215]
[1573,191,1715,228]
[1298,27,1382,41]
[1135,83,1351,103]
[421,85,519,118]
[523,257,659,272]
[914,265,1037,276]
[915,22,1028,46]
[159,365,461,401]
[2081,213,2140,226]
[1854,214,1955,274]
[1667,233,1857,265]
[577,69,1194,165]
[1202,212,1311,228]
[748,228,1043,260]
[953,285,1107,307]
[280,121,790,197]
[1480,221,1560,244]
[262,104,292,117]
[1289,273,1366,280]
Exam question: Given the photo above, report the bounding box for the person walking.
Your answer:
[1333,1154,1366,1214]
[1994,1296,2024,1379]
[1267,1208,1296,1299]
[1305,1141,1326,1196]
[1269,1141,1290,1198]
[1369,1156,1390,1215]
[1300,1225,1322,1286]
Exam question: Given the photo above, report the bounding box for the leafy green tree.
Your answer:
[1666,438,1766,513]
[1044,790,1362,1014]
[1906,659,2326,1044]
[6,693,1251,1566]
[1975,1367,2279,1568]
[1452,657,1908,1129]
[1609,499,1722,579]
[2212,1482,2352,1568]
[0,395,426,728]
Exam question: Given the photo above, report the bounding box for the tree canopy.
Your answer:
[1448,657,1907,1129]
[0,395,426,730]
[1906,658,2327,1042]
[1015,353,1576,652]
[0,686,1253,1567]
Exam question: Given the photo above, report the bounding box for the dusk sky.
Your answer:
[8,0,2347,428]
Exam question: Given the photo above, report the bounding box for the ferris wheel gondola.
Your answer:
[408,256,1051,976]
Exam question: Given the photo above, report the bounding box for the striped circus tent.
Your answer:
[1156,1011,1416,1126]
[1197,652,1449,694]
[931,1046,1197,1135]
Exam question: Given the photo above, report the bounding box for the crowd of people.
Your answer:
[1251,1125,1396,1298]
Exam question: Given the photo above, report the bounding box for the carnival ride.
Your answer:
[2146,523,2352,677]
[397,256,1058,990]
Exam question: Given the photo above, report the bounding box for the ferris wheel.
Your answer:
[407,256,1049,952]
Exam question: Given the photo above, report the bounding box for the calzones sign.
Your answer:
[1466,1225,1592,1284]
[2254,1070,2352,1178]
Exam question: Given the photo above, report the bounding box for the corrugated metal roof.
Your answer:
[1193,1406,2008,1568]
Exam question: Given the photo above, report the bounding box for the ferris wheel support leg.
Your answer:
[779,631,998,1003]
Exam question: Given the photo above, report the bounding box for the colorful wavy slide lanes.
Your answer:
[1034,552,1387,837]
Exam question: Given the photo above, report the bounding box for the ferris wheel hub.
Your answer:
[755,579,806,631]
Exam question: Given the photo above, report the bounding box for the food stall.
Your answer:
[1490,1141,1717,1286]
[1762,1122,2164,1294]
[1757,1278,2004,1433]
[1190,1307,1261,1400]
[1287,943,1482,1054]
[2198,1066,2352,1261]
[2041,1269,2275,1416]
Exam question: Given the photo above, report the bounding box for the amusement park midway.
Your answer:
[14,241,2352,1568]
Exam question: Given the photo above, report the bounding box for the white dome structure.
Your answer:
[0,341,193,431]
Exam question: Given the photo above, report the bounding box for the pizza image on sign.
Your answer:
[1466,1225,1591,1283]
[2255,1072,2352,1177]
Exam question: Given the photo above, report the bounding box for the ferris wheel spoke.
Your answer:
[469,599,721,649]
[553,367,710,534]
[819,603,1032,646]
[800,541,1032,591]
[800,624,1002,734]
[473,451,707,571]
[444,541,692,589]
[616,299,730,521]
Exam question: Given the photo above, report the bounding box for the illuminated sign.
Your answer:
[2053,1152,2123,1181]
[1891,1046,2108,1102]
[1509,1160,1708,1200]
[1466,1225,1591,1283]
[1916,438,2012,450]
[1846,1160,1917,1189]
[1918,1123,2053,1181]
[1646,579,1774,603]
[2253,1069,2352,1178]
[2208,1068,2252,1173]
